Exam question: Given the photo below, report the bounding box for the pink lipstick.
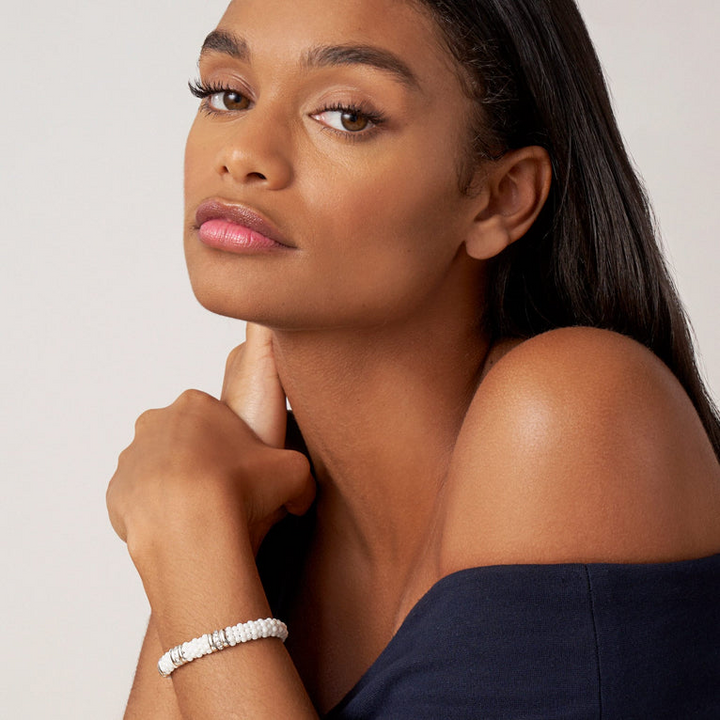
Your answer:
[195,200,293,253]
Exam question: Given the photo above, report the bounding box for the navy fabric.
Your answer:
[325,555,720,719]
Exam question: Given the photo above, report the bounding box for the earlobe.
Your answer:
[464,215,513,260]
[464,146,552,261]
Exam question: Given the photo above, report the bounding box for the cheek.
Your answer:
[184,122,210,207]
[298,146,467,310]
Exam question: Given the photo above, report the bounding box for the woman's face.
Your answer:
[184,0,483,329]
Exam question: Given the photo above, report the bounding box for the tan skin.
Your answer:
[107,0,720,717]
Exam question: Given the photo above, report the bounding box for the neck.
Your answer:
[271,276,490,572]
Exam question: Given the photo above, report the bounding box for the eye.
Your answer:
[311,102,386,136]
[207,90,251,113]
[315,108,372,133]
[188,80,252,114]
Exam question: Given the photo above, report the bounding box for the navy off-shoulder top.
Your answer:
[324,555,720,719]
[258,508,720,718]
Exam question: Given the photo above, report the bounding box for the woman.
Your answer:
[107,0,720,717]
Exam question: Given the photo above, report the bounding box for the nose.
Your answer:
[214,106,293,190]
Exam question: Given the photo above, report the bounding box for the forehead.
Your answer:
[220,0,434,41]
[215,0,456,87]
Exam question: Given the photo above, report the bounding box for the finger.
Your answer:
[221,323,287,448]
[262,449,317,517]
[284,470,317,517]
[106,473,127,543]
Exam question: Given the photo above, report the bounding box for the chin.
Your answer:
[189,278,395,331]
[185,251,278,323]
[186,274,298,328]
[188,274,270,323]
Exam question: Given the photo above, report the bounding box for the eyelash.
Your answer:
[188,79,245,115]
[188,79,387,140]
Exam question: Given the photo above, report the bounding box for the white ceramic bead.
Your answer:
[157,618,288,678]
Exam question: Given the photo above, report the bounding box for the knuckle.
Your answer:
[284,450,312,482]
[105,478,123,536]
[225,344,245,372]
[176,388,211,407]
[116,445,135,470]
[134,408,156,431]
[105,478,114,509]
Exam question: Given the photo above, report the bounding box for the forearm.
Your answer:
[109,333,318,719]
[137,521,318,720]
[125,616,183,720]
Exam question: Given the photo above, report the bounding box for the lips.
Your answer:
[195,199,294,251]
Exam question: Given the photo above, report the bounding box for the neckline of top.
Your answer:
[325,551,720,715]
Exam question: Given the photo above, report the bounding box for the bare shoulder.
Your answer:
[438,327,720,573]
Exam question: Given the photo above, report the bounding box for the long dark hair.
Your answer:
[418,0,720,458]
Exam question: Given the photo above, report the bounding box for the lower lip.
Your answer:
[198,219,288,253]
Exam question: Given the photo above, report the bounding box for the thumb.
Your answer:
[263,449,317,518]
[221,323,287,448]
[246,448,317,553]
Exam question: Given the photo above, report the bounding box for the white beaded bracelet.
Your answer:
[157,617,288,677]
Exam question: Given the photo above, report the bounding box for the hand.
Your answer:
[221,322,289,449]
[112,324,319,720]
[107,324,316,572]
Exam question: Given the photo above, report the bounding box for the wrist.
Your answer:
[147,552,272,655]
[131,516,270,633]
[157,617,289,677]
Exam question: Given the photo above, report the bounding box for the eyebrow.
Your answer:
[200,30,249,60]
[200,30,419,90]
[303,44,419,89]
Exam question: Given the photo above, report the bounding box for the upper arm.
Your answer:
[438,327,720,573]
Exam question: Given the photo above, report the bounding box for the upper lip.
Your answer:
[195,199,294,247]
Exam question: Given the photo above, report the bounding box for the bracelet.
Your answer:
[157,617,288,677]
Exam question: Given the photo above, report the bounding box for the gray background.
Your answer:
[1,1,717,716]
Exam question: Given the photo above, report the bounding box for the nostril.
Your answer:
[220,166,267,181]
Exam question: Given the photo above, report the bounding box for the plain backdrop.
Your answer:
[1,1,717,716]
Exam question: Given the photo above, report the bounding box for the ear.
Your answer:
[464,146,552,261]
